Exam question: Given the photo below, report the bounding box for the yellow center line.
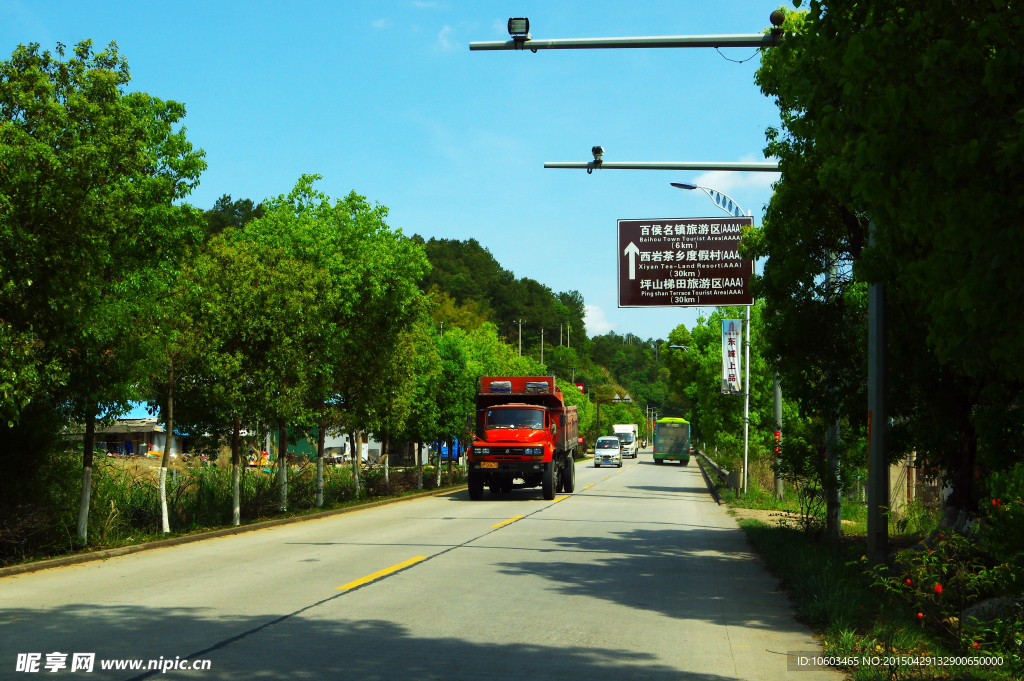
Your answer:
[603,475,610,480]
[336,556,426,591]
[550,495,569,504]
[581,484,594,490]
[491,514,524,529]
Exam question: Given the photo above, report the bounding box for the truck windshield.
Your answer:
[616,434,634,443]
[486,408,544,430]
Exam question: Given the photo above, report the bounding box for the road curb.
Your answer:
[0,484,468,580]
[696,454,723,505]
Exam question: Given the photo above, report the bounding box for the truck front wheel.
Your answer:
[468,471,484,500]
[542,463,557,500]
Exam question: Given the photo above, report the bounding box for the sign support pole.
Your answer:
[743,305,752,495]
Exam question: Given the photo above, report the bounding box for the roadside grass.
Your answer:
[2,455,467,568]
[738,519,1017,679]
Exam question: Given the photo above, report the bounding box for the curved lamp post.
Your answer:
[670,181,750,218]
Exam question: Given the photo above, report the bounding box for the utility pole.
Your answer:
[440,321,444,338]
[825,255,842,536]
[567,323,571,352]
[516,319,523,356]
[773,371,784,500]
[540,328,545,364]
[867,222,888,564]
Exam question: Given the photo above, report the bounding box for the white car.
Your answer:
[594,436,622,468]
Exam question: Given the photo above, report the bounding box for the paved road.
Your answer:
[2,448,837,680]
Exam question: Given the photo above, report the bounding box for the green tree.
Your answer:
[756,5,1024,509]
[0,40,206,542]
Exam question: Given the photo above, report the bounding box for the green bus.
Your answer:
[653,418,691,465]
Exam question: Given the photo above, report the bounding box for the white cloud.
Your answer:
[584,305,617,335]
[437,25,454,51]
[690,153,780,196]
[372,18,391,29]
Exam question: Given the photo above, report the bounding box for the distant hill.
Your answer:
[415,236,686,419]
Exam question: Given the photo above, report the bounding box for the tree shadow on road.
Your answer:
[0,604,741,681]
[493,525,803,634]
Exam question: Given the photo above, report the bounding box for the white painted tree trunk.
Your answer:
[232,464,241,526]
[351,432,360,498]
[278,420,288,512]
[435,441,442,487]
[76,466,92,542]
[231,416,241,526]
[158,467,170,533]
[417,442,423,490]
[316,419,325,508]
[77,410,96,544]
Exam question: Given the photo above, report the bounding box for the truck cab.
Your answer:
[467,377,578,500]
[612,424,639,459]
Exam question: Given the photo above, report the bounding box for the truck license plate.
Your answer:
[481,462,498,468]
[667,456,675,460]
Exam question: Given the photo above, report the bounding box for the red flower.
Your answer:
[938,533,945,539]
[934,584,943,594]
[973,642,980,649]
[905,578,912,585]
[917,612,924,620]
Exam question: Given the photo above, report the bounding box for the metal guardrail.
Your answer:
[696,450,730,484]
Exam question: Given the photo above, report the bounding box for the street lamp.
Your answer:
[668,345,689,351]
[671,182,750,218]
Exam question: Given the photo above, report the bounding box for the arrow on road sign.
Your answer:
[623,242,640,280]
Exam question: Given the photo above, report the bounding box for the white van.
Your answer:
[612,424,639,459]
[594,436,622,468]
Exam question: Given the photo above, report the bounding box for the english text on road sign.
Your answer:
[618,217,754,307]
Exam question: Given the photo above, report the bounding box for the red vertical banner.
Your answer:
[721,319,743,394]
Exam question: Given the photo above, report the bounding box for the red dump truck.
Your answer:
[467,376,579,500]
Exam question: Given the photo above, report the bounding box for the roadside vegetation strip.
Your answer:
[0,483,467,580]
[491,515,524,529]
[336,556,427,591]
[736,517,1021,680]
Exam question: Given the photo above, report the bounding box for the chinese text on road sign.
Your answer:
[618,217,754,307]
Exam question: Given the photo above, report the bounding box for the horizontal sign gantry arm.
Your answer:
[469,33,778,51]
[544,161,780,172]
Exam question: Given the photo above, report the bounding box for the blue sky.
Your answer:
[2,0,783,342]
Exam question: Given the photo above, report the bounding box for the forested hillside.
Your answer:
[413,236,687,427]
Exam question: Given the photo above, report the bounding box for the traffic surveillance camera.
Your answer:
[592,146,604,162]
[508,17,530,36]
